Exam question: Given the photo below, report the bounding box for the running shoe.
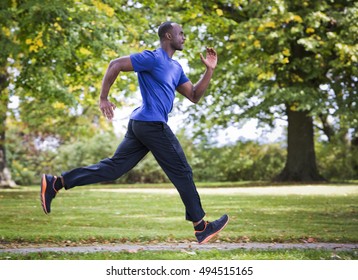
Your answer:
[195,214,229,244]
[40,174,59,214]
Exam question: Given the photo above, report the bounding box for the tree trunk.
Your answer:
[0,150,16,188]
[275,106,325,182]
[0,70,16,188]
[351,128,358,178]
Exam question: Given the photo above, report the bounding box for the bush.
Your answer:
[7,126,287,185]
[52,132,120,174]
[8,124,357,185]
[5,123,169,185]
[316,141,358,180]
[117,153,169,184]
[191,141,286,182]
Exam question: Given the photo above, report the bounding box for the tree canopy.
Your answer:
[1,0,148,186]
[178,0,357,180]
[1,0,357,186]
[180,0,357,138]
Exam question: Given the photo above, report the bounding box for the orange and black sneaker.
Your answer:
[195,214,229,244]
[40,174,60,214]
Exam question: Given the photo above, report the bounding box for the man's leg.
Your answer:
[132,121,228,244]
[62,127,149,189]
[41,120,149,213]
[132,120,205,222]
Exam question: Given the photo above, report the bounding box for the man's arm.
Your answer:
[99,56,133,120]
[176,47,217,104]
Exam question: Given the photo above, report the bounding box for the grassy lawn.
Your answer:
[0,182,357,260]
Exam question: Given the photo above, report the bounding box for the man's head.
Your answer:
[158,21,185,51]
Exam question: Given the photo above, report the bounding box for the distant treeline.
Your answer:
[7,130,357,186]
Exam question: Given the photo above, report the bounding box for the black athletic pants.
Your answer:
[62,119,205,222]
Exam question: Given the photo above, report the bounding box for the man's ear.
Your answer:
[165,32,172,40]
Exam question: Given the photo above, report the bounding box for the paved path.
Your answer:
[1,242,357,254]
[91,185,358,196]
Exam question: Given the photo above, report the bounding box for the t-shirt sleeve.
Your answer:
[130,50,157,72]
[178,68,190,86]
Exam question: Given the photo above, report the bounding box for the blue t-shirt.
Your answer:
[129,48,189,123]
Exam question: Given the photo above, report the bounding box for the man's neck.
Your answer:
[160,42,176,58]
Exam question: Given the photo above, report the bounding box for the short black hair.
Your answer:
[158,21,174,40]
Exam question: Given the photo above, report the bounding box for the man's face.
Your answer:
[169,24,186,51]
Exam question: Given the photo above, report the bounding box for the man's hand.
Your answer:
[99,98,116,120]
[200,47,217,70]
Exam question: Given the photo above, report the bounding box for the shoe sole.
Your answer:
[40,174,49,214]
[199,216,229,245]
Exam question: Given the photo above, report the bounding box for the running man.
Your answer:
[41,22,229,244]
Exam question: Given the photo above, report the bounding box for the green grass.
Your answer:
[0,183,357,259]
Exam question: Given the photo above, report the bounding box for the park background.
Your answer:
[0,0,357,261]
[1,0,357,186]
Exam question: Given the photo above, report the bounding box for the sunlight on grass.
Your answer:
[1,184,357,245]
